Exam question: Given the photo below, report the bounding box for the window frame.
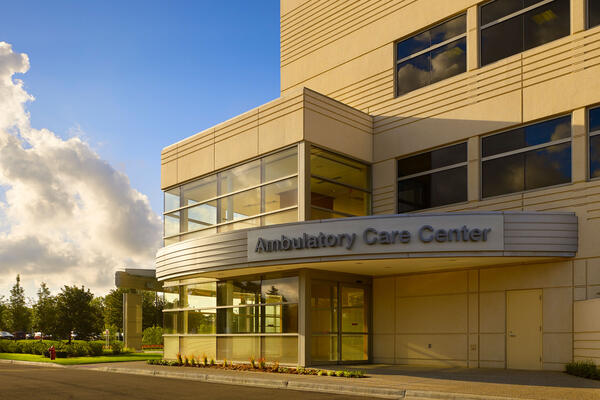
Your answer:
[162,145,299,242]
[588,105,600,180]
[479,0,568,67]
[396,142,468,213]
[480,113,573,199]
[394,12,467,98]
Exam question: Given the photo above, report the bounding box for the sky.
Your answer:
[0,1,280,301]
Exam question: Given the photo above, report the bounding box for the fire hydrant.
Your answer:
[49,345,56,360]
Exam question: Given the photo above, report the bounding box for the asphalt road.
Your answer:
[0,363,368,400]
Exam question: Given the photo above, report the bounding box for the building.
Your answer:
[154,0,600,370]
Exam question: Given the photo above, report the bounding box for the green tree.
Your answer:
[9,275,31,332]
[32,282,57,337]
[142,325,164,346]
[103,288,127,331]
[142,292,164,330]
[55,286,102,342]
[0,296,10,331]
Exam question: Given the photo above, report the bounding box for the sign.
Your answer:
[247,214,504,262]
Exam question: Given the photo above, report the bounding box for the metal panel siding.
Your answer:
[503,212,577,253]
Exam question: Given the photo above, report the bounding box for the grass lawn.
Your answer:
[0,352,162,365]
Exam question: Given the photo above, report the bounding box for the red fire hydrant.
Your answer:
[49,345,56,360]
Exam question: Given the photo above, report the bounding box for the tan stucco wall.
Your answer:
[574,298,600,365]
[373,262,575,370]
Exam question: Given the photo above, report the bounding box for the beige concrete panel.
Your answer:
[480,262,572,292]
[479,333,505,362]
[523,63,600,122]
[543,333,573,363]
[574,332,600,341]
[469,293,478,334]
[304,108,373,162]
[466,5,479,72]
[177,146,214,184]
[468,270,478,292]
[588,258,600,285]
[180,336,217,359]
[468,137,480,202]
[479,291,505,333]
[587,285,600,299]
[574,287,587,301]
[395,333,468,362]
[373,277,396,334]
[543,287,572,333]
[372,159,395,191]
[373,334,395,362]
[396,271,468,297]
[571,0,586,34]
[574,349,600,358]
[161,160,178,190]
[574,298,600,332]
[280,0,308,16]
[572,108,587,183]
[214,128,259,170]
[164,336,179,360]
[574,259,587,286]
[258,108,303,154]
[396,294,468,334]
[373,91,522,162]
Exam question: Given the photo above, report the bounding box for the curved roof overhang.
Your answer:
[155,212,577,282]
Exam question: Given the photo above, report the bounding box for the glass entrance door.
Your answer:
[310,281,369,364]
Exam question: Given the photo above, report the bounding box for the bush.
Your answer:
[566,360,599,380]
[110,341,123,355]
[142,326,163,346]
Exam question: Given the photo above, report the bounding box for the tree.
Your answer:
[8,275,31,332]
[55,286,102,342]
[32,282,57,336]
[142,291,164,330]
[0,297,10,331]
[103,288,127,331]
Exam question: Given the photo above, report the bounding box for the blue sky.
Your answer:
[1,0,280,215]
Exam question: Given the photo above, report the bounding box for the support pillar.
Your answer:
[123,292,143,350]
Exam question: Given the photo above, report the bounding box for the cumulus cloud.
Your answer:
[0,42,162,297]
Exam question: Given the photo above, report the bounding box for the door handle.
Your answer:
[509,331,516,337]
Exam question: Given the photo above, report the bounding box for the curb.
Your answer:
[0,359,65,368]
[93,366,524,400]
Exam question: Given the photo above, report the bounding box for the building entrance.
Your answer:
[506,289,542,370]
[310,280,369,364]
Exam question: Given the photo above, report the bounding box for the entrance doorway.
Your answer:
[310,280,369,364]
[506,289,542,370]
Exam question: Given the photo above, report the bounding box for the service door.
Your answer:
[506,289,542,370]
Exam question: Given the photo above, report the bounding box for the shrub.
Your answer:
[327,370,335,377]
[335,370,344,377]
[88,342,103,356]
[111,341,123,355]
[566,361,599,380]
[142,326,164,346]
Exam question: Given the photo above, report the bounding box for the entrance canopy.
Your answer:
[156,211,577,281]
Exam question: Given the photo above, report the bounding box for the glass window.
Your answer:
[591,0,600,28]
[217,280,261,307]
[187,309,216,334]
[311,147,370,190]
[261,336,298,364]
[182,175,217,206]
[163,311,181,334]
[185,282,217,309]
[262,147,297,182]
[396,14,466,96]
[164,187,180,212]
[261,277,298,303]
[218,159,261,196]
[217,307,260,334]
[481,0,570,67]
[589,106,600,179]
[397,143,467,212]
[163,147,299,243]
[482,115,571,198]
[311,178,370,217]
[163,286,180,310]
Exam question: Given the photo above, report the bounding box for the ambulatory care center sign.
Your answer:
[247,214,504,262]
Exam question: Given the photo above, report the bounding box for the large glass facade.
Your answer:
[481,115,572,198]
[310,147,371,219]
[163,147,298,245]
[395,14,466,96]
[480,0,570,66]
[163,275,299,364]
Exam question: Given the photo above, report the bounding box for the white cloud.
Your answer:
[0,42,162,298]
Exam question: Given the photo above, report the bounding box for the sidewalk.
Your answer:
[76,361,600,400]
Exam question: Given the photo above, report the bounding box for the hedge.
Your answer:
[0,340,104,357]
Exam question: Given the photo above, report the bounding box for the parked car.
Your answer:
[0,331,14,340]
[12,331,26,340]
[34,332,42,340]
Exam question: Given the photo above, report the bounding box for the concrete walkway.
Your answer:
[74,361,600,400]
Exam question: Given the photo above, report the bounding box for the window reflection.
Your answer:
[481,0,570,67]
[311,178,370,217]
[396,14,466,96]
[164,188,180,212]
[263,177,297,212]
[591,0,600,28]
[183,202,217,232]
[182,176,217,206]
[218,160,260,196]
[398,142,467,177]
[218,188,261,223]
[589,107,600,179]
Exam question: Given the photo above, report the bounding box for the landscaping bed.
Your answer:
[566,361,600,380]
[148,354,365,378]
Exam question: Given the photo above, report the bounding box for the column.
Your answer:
[123,292,143,350]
